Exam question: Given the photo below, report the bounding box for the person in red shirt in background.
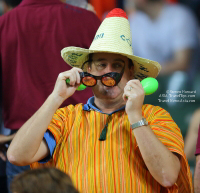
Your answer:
[0,0,100,192]
[0,1,23,192]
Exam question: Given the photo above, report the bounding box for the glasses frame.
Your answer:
[80,60,125,87]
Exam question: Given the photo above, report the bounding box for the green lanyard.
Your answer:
[99,114,112,141]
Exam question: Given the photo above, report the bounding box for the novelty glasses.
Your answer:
[80,60,125,87]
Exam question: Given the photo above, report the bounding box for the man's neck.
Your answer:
[143,1,164,20]
[94,97,125,114]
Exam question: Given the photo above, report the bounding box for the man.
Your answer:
[0,0,100,191]
[7,8,193,193]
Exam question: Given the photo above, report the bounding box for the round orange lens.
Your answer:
[82,77,96,86]
[102,77,116,87]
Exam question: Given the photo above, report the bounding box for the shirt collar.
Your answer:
[83,96,125,115]
[19,0,62,7]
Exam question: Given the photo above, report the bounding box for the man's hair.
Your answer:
[128,59,134,69]
[3,0,22,8]
[10,167,79,193]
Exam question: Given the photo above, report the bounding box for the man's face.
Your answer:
[88,53,134,100]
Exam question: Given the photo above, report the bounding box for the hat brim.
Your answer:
[61,47,161,81]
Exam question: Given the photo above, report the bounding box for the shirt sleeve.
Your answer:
[143,104,193,193]
[38,130,56,163]
[30,105,75,169]
[144,105,184,155]
[195,125,200,155]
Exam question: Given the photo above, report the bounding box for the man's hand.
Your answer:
[0,134,15,161]
[0,134,14,144]
[7,68,83,166]
[123,79,144,122]
[0,144,7,161]
[51,67,83,104]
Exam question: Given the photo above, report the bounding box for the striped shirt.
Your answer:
[31,101,193,193]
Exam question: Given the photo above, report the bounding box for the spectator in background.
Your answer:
[0,0,100,192]
[128,0,199,106]
[2,0,22,13]
[179,0,200,25]
[129,0,199,76]
[194,127,200,193]
[184,108,200,161]
[10,167,79,193]
[0,134,16,161]
[0,1,22,192]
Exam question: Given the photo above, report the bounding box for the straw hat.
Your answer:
[61,8,161,81]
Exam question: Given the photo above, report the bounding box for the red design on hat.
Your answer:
[106,8,128,19]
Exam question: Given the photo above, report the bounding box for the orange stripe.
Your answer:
[111,117,117,193]
[119,112,125,193]
[128,123,133,193]
[93,111,97,193]
[102,138,107,193]
[83,112,89,193]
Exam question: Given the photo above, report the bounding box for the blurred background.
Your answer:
[0,0,199,182]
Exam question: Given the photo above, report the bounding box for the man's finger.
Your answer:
[0,151,7,161]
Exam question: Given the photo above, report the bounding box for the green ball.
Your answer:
[66,79,70,84]
[77,84,87,91]
[141,77,158,95]
[66,79,86,91]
